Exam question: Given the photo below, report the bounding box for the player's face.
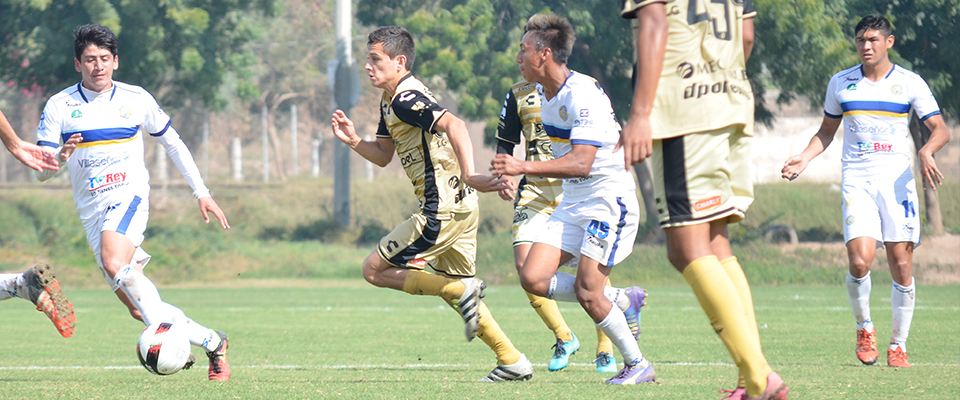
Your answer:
[75,45,118,92]
[855,29,894,67]
[516,33,544,84]
[365,43,401,90]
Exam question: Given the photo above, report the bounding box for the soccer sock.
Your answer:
[158,302,220,352]
[596,305,645,367]
[401,269,463,302]
[0,273,22,301]
[548,272,629,309]
[525,291,573,342]
[890,280,915,352]
[473,300,522,365]
[115,264,171,326]
[683,256,771,398]
[595,325,613,356]
[846,270,873,331]
[721,256,760,389]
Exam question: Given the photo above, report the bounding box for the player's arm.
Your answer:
[492,144,597,179]
[0,109,59,172]
[781,115,842,180]
[743,16,755,63]
[917,114,950,189]
[331,109,395,167]
[434,111,512,193]
[619,2,667,169]
[155,126,230,229]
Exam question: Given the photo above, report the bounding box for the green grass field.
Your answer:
[1,283,957,399]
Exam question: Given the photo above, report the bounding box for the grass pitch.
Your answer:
[0,283,957,399]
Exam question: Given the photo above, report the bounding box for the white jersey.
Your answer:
[37,81,209,220]
[539,72,635,203]
[824,64,941,178]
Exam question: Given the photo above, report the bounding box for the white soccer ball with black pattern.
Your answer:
[136,322,192,375]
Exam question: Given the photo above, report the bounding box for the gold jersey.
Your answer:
[495,81,563,211]
[622,0,756,139]
[376,74,478,218]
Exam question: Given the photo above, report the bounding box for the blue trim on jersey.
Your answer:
[887,64,896,79]
[606,197,628,267]
[63,126,139,145]
[824,110,842,119]
[839,101,910,114]
[919,110,941,123]
[116,196,141,235]
[37,140,59,148]
[571,139,602,147]
[109,85,117,101]
[149,120,172,137]
[77,83,88,103]
[544,124,571,140]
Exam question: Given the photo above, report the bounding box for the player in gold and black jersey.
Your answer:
[331,26,533,382]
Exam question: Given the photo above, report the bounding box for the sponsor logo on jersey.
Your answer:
[891,85,903,95]
[675,60,748,80]
[846,83,857,91]
[849,123,895,136]
[410,101,426,111]
[88,172,127,191]
[565,174,593,184]
[694,195,722,212]
[118,106,132,119]
[856,142,894,152]
[513,206,530,223]
[65,100,82,107]
[453,187,475,204]
[585,234,605,250]
[71,110,83,119]
[683,81,750,100]
[579,109,589,118]
[677,62,695,79]
[448,176,461,189]
[902,224,914,234]
[398,148,422,167]
[78,154,127,169]
[559,106,568,121]
[408,259,428,269]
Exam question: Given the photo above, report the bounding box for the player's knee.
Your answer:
[574,287,600,309]
[849,256,871,271]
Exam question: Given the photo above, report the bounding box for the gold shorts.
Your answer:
[377,210,479,278]
[652,125,754,228]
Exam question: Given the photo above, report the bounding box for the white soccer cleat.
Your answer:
[478,353,534,382]
[457,278,484,342]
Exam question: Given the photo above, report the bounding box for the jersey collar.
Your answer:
[76,81,117,103]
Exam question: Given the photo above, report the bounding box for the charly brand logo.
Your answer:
[677,62,695,79]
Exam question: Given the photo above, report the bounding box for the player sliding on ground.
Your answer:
[36,24,231,381]
[331,26,533,382]
[782,14,949,369]
[491,14,654,385]
[0,109,76,338]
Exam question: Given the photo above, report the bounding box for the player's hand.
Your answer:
[198,196,230,229]
[490,154,524,176]
[9,139,59,172]
[497,175,517,201]
[616,116,654,170]
[331,109,361,148]
[918,151,943,190]
[59,133,82,163]
[464,174,515,193]
[781,155,809,181]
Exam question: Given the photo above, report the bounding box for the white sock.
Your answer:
[0,273,22,301]
[890,280,915,352]
[846,271,873,331]
[158,302,220,351]
[115,264,171,326]
[547,272,577,302]
[607,287,629,310]
[597,305,644,365]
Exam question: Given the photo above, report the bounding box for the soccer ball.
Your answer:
[136,322,192,375]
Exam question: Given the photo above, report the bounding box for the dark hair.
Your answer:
[854,14,892,39]
[524,14,575,65]
[367,26,416,71]
[74,24,119,60]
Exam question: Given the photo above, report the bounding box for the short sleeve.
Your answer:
[909,75,941,122]
[621,0,666,19]
[391,89,447,132]
[36,100,63,149]
[140,90,173,136]
[823,75,843,119]
[495,90,522,145]
[742,0,756,18]
[568,86,605,148]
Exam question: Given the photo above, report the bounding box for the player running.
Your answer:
[0,110,75,337]
[331,26,533,382]
[491,14,654,385]
[782,14,949,369]
[621,0,787,398]
[494,80,646,373]
[36,24,231,380]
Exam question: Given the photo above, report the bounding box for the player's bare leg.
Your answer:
[514,243,579,371]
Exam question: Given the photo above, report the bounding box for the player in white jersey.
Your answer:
[782,15,949,369]
[491,14,654,385]
[35,25,233,380]
[0,109,76,338]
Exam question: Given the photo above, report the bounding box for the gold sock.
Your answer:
[474,300,522,365]
[683,256,772,397]
[721,256,760,389]
[595,325,613,356]
[401,270,463,302]
[526,291,573,342]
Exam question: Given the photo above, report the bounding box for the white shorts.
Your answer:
[841,168,921,246]
[535,193,640,267]
[81,193,152,291]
